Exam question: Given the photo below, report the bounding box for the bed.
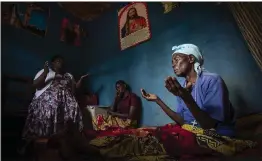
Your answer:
[180,113,262,161]
[41,107,262,161]
[60,111,262,161]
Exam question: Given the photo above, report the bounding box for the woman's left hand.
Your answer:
[140,89,158,102]
[80,74,89,80]
[165,76,191,100]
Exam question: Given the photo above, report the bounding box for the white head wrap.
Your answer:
[172,44,204,76]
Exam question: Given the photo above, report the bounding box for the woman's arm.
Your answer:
[75,74,89,89]
[75,78,83,89]
[181,77,228,129]
[182,96,217,129]
[109,95,120,112]
[33,70,48,89]
[109,94,140,120]
[156,98,184,126]
[141,89,184,125]
[109,106,136,119]
[165,76,223,129]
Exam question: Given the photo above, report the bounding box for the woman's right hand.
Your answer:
[44,61,49,73]
[140,89,158,102]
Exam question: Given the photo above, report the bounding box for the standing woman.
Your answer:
[22,55,84,142]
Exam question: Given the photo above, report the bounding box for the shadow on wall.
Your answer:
[232,89,261,118]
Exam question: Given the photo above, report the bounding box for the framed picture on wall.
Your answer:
[60,17,87,46]
[118,2,152,51]
[22,3,50,38]
[1,3,50,38]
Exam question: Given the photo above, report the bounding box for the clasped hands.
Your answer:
[141,76,192,101]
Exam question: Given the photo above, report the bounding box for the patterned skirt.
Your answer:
[22,83,83,140]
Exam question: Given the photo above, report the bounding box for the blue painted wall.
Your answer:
[84,2,262,126]
[2,2,87,113]
[2,2,87,78]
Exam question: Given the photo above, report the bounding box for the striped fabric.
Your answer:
[228,3,262,71]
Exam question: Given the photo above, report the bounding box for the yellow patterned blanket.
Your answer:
[92,114,137,131]
[87,124,257,159]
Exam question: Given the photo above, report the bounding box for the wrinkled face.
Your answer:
[52,58,64,70]
[116,83,126,95]
[172,53,193,77]
[128,8,136,18]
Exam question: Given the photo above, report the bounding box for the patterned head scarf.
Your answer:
[172,44,204,76]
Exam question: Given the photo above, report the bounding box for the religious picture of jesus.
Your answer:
[118,2,152,51]
[121,7,147,38]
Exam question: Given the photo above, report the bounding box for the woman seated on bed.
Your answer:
[56,44,257,159]
[91,80,141,131]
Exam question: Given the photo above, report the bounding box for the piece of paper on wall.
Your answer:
[161,2,180,14]
[118,2,152,51]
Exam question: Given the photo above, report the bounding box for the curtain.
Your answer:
[228,3,262,71]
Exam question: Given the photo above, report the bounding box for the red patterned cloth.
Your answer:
[84,124,213,156]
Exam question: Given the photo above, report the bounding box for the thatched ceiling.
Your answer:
[58,2,112,21]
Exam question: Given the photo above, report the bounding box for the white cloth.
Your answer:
[172,44,204,75]
[33,68,73,99]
